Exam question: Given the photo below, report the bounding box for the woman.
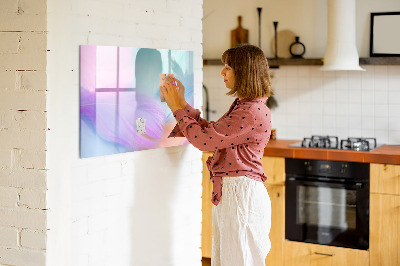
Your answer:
[162,44,273,266]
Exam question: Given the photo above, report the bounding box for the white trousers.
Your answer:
[212,176,271,266]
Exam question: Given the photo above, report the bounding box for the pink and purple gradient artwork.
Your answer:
[80,45,194,158]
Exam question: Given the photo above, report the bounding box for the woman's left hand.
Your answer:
[160,77,185,113]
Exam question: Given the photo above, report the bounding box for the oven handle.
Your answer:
[286,177,364,189]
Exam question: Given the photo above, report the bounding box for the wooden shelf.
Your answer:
[268,58,322,67]
[359,57,400,65]
[203,58,323,67]
[202,59,223,66]
[203,57,400,67]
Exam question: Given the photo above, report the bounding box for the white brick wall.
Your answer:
[46,1,203,266]
[0,247,46,266]
[0,208,46,230]
[0,227,19,247]
[0,187,19,208]
[2,0,203,263]
[0,0,48,265]
[21,229,47,250]
[0,169,47,189]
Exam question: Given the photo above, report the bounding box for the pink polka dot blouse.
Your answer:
[169,97,272,206]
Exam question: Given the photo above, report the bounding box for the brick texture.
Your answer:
[19,189,47,209]
[0,208,46,230]
[46,0,203,264]
[0,169,47,191]
[21,229,46,249]
[0,32,47,71]
[0,0,47,264]
[0,187,19,208]
[0,227,19,247]
[0,247,46,266]
[3,0,203,265]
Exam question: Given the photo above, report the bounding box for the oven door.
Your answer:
[285,177,369,250]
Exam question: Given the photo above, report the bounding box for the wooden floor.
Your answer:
[202,257,211,266]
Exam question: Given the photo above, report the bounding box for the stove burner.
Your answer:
[295,136,378,151]
[340,137,377,151]
[301,135,339,149]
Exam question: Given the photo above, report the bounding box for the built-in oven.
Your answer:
[285,158,369,250]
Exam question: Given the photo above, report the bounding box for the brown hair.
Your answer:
[221,44,273,99]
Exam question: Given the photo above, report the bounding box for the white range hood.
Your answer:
[320,0,365,71]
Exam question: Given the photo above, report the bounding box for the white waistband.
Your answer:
[222,176,251,183]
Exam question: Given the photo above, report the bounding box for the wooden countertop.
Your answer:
[263,139,400,165]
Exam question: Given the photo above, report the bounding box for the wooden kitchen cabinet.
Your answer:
[201,154,286,266]
[262,156,285,266]
[202,152,214,258]
[284,241,369,266]
[370,193,400,266]
[370,163,400,195]
[261,156,285,186]
[264,184,285,266]
[370,163,400,266]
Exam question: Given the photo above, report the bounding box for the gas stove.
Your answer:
[289,135,381,151]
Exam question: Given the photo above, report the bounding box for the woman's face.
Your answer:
[220,64,235,89]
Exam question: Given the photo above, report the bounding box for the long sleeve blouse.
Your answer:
[169,97,271,205]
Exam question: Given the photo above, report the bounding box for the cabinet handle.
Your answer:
[314,252,335,257]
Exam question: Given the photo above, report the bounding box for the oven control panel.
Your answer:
[318,162,331,173]
[286,158,369,180]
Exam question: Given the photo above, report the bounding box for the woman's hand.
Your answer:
[161,77,185,113]
[171,77,187,108]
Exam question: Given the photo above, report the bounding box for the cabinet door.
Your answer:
[261,156,285,185]
[284,241,369,266]
[202,152,213,258]
[370,193,400,266]
[264,185,284,266]
[370,163,400,195]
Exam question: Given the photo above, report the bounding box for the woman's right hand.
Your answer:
[168,76,187,108]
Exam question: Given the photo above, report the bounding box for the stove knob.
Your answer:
[305,162,312,171]
[340,164,347,174]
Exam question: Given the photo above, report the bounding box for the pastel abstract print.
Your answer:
[80,45,194,158]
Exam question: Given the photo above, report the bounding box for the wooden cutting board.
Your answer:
[231,16,249,48]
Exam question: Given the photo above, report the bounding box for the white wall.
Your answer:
[204,0,326,59]
[46,0,203,266]
[203,0,400,145]
[0,0,48,265]
[203,0,400,58]
[270,65,400,144]
[204,64,400,145]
